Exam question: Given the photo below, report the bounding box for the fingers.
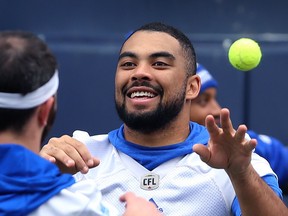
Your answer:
[201,107,257,174]
[205,115,220,138]
[39,148,57,163]
[120,192,160,216]
[119,192,135,203]
[234,124,247,143]
[40,135,100,174]
[206,108,235,138]
[40,136,74,167]
[235,125,256,152]
[220,108,234,134]
[59,136,99,173]
[248,138,257,151]
[192,144,211,164]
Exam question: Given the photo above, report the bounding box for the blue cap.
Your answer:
[196,63,218,93]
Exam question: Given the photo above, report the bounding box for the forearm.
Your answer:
[228,164,287,216]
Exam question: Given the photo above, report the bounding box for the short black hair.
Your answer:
[122,22,197,76]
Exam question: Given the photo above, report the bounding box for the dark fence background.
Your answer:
[1,0,288,146]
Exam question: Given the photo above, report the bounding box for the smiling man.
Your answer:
[40,22,287,215]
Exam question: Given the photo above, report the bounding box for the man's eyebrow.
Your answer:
[118,51,176,61]
[150,52,175,60]
[118,52,136,61]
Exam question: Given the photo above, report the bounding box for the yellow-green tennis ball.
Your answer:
[228,38,262,71]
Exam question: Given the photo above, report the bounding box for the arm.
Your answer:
[193,108,287,216]
[40,135,100,174]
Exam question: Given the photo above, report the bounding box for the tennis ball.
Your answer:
[228,38,262,71]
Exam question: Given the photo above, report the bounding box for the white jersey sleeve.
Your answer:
[29,179,119,216]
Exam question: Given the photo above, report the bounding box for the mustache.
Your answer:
[123,81,163,95]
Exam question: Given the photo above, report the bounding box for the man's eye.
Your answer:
[153,62,168,67]
[121,62,136,67]
[154,62,166,66]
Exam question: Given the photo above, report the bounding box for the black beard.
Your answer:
[115,88,186,134]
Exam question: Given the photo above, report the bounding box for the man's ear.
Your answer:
[38,97,55,127]
[186,74,201,100]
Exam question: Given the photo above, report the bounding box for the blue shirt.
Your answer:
[0,144,75,216]
[248,130,288,188]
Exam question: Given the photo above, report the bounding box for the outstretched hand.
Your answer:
[193,108,257,175]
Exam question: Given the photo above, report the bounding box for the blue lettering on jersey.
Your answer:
[149,198,163,213]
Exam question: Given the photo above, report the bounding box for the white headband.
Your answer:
[0,70,59,109]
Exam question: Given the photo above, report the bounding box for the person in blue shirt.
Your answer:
[0,30,160,216]
[193,62,288,197]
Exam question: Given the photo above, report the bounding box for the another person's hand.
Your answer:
[193,108,257,175]
[40,135,100,174]
[120,192,162,216]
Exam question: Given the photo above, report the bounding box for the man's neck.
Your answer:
[0,128,41,154]
[123,120,191,147]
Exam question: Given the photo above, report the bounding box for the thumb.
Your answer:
[193,144,211,163]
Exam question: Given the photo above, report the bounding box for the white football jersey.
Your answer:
[73,131,275,216]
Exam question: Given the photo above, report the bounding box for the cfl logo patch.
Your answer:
[140,173,159,190]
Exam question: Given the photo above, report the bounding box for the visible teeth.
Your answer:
[131,91,155,98]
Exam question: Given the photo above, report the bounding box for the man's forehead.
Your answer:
[120,31,181,55]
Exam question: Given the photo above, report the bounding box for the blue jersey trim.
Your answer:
[108,122,209,170]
